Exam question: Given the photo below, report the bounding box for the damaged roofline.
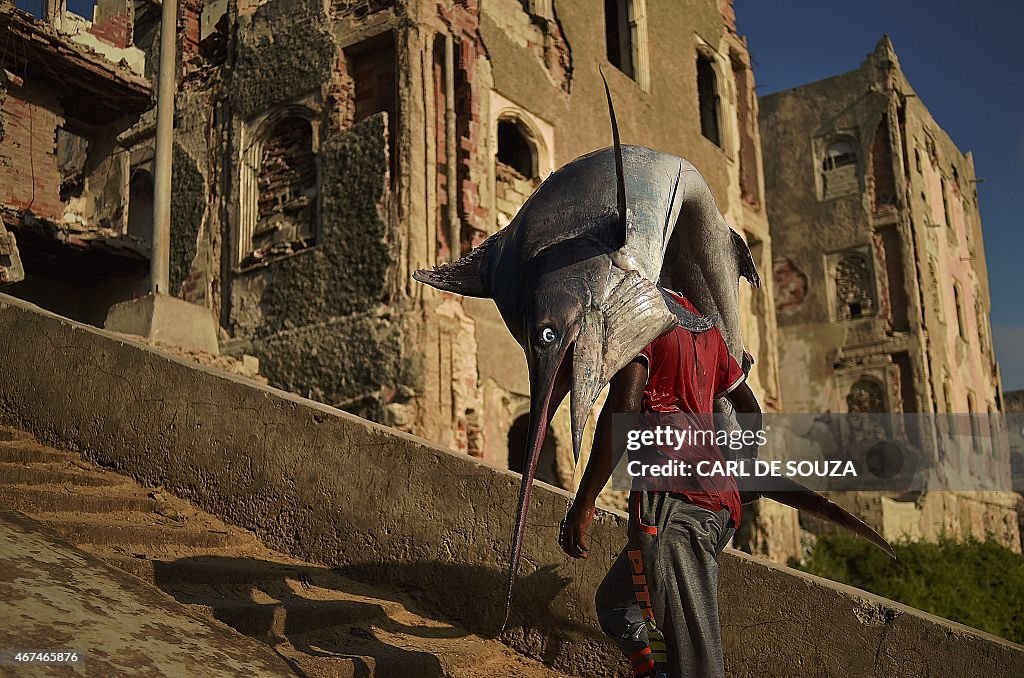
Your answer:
[0,5,151,119]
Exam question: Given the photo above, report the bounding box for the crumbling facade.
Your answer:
[1,0,793,558]
[760,38,1018,551]
[0,0,152,324]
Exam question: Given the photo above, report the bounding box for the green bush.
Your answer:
[800,534,1024,644]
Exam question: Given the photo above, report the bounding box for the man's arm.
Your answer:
[726,381,763,504]
[560,358,647,559]
[727,381,762,442]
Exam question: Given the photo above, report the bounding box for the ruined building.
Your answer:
[0,0,797,558]
[1003,389,1024,503]
[760,37,1019,550]
[0,0,152,324]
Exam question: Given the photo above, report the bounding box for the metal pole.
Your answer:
[445,32,460,262]
[151,0,178,294]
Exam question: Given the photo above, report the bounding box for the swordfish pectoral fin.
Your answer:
[657,286,714,333]
[730,227,761,288]
[412,228,506,298]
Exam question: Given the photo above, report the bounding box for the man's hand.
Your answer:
[560,500,596,559]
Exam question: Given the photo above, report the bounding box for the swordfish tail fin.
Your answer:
[730,227,761,288]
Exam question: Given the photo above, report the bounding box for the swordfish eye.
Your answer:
[536,326,558,346]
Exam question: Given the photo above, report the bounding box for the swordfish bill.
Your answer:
[412,69,892,629]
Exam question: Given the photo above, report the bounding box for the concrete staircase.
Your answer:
[0,425,567,678]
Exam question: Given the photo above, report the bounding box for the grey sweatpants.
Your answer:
[594,492,734,678]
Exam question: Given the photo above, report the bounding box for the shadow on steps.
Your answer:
[337,559,604,670]
[144,555,592,676]
[149,555,450,677]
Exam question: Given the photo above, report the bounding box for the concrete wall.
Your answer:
[1,293,1021,677]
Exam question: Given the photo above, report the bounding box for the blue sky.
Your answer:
[736,1,1024,391]
[14,0,96,18]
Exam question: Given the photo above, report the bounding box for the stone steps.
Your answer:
[37,516,246,549]
[0,461,133,487]
[0,441,78,463]
[0,425,566,677]
[0,485,159,513]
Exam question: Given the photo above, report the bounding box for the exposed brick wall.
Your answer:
[0,94,64,221]
[719,0,736,32]
[482,0,571,92]
[180,0,204,67]
[455,35,488,242]
[181,266,207,305]
[773,258,808,314]
[333,0,395,18]
[733,54,759,207]
[876,224,909,331]
[326,56,355,133]
[432,38,451,259]
[494,161,537,227]
[88,13,131,49]
[823,163,858,199]
[871,116,897,211]
[351,35,397,184]
[436,1,490,250]
[252,116,317,257]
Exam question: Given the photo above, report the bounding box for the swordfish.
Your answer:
[413,77,892,629]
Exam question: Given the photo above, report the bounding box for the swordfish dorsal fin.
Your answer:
[412,227,505,298]
[600,66,628,251]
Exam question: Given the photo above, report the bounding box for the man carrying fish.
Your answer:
[559,288,763,678]
[413,68,892,678]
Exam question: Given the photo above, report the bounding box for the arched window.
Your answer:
[507,413,561,488]
[604,0,649,90]
[257,117,316,234]
[494,112,546,228]
[847,378,885,413]
[127,168,154,245]
[696,52,721,147]
[823,140,858,171]
[239,108,319,266]
[822,138,859,199]
[834,253,875,320]
[496,119,536,180]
